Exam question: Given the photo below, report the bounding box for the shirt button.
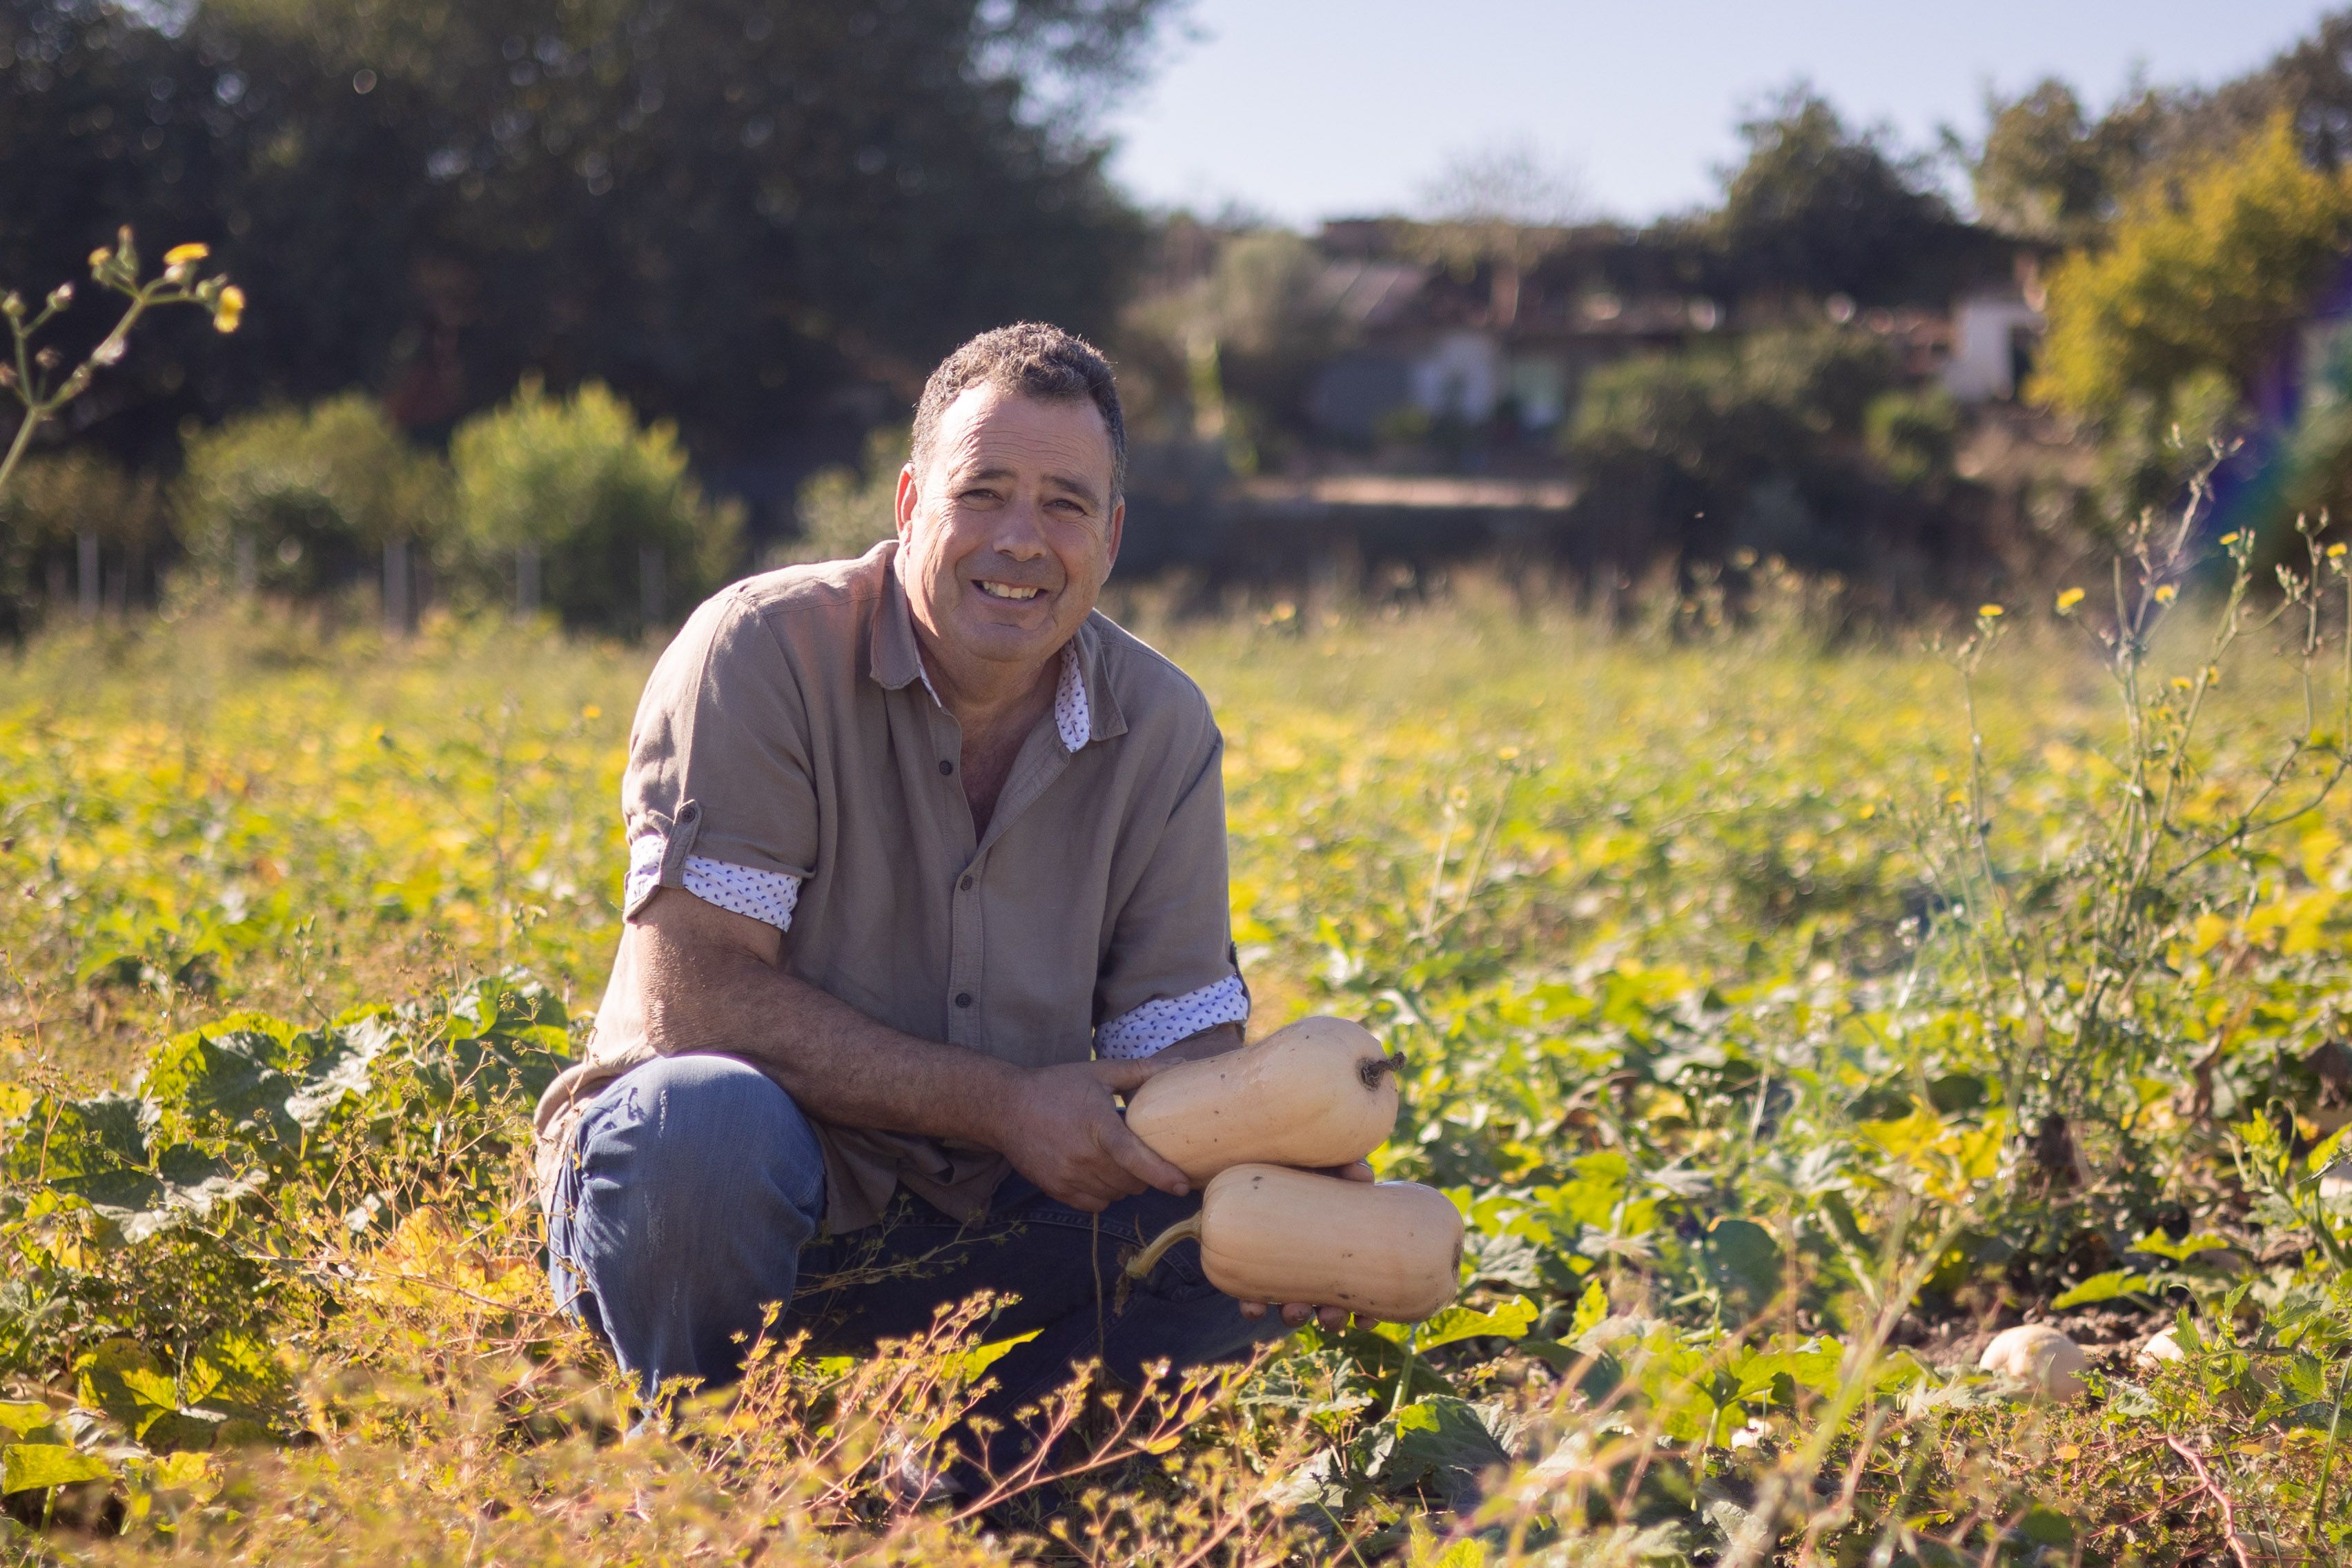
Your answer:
[939,758,954,775]
[955,991,973,1008]
[959,874,974,891]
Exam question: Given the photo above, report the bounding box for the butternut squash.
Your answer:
[1126,1163,1462,1322]
[1125,1015,1400,1182]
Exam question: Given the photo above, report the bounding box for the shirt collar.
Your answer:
[869,542,1127,752]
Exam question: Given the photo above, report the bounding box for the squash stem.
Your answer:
[1125,1213,1203,1282]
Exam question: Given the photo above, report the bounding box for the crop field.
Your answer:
[3,571,2352,1565]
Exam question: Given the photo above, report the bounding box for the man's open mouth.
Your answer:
[976,580,1046,602]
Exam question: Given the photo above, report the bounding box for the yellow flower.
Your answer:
[212,285,244,333]
[2155,584,2178,603]
[164,243,210,267]
[2218,531,2240,545]
[581,705,602,721]
[1977,603,2004,618]
[2330,543,2347,560]
[88,247,110,269]
[2055,587,2085,611]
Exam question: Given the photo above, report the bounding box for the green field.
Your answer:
[3,583,2350,1565]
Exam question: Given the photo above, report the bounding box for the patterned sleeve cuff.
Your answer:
[1096,974,1251,1060]
[625,832,801,930]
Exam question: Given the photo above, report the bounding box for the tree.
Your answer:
[1410,139,1588,326]
[1969,78,2172,247]
[0,0,1170,465]
[1709,86,1961,304]
[2031,114,2352,429]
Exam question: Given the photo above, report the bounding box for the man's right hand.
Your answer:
[986,1058,1192,1212]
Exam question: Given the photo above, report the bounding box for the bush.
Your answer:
[1562,327,1913,575]
[0,450,166,632]
[781,425,905,567]
[451,378,743,632]
[175,395,449,600]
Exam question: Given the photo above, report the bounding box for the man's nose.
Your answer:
[988,496,1050,559]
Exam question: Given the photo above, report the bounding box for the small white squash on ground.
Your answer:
[1125,1015,1400,1182]
[1979,1323,2090,1401]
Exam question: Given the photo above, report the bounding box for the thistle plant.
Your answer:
[0,227,243,499]
[1925,462,2352,1226]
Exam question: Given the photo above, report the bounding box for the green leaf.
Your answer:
[1702,1217,1781,1305]
[2,1442,115,1494]
[1569,1277,1609,1340]
[2018,1505,2075,1546]
[0,1402,56,1439]
[2052,1270,2159,1309]
[1367,1396,1510,1497]
[76,1337,180,1440]
[937,1329,1041,1386]
[1374,1295,1538,1351]
[141,1021,300,1137]
[2126,1231,2233,1264]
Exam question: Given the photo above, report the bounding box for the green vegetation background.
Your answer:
[3,576,2351,1562]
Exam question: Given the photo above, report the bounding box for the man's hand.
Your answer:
[1238,1159,1377,1331]
[987,1057,1193,1213]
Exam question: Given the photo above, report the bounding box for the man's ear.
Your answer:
[894,464,921,542]
[1104,496,1125,572]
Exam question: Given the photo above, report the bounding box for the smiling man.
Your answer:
[533,324,1348,1477]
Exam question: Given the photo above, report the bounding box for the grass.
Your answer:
[1,575,2350,1565]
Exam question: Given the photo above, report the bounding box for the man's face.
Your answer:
[896,383,1124,675]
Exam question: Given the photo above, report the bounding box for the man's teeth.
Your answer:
[978,581,1042,600]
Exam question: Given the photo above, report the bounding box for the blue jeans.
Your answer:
[542,1055,1280,1467]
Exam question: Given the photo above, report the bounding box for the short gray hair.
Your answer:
[910,322,1126,499]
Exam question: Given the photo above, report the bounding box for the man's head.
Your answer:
[896,324,1126,678]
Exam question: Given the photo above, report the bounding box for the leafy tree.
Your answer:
[175,392,450,598]
[449,375,739,631]
[1969,78,2173,247]
[1709,86,1962,304]
[0,0,1168,465]
[784,423,903,566]
[2032,114,2352,429]
[1563,328,1914,572]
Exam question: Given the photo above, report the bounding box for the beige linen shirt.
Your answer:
[533,541,1247,1232]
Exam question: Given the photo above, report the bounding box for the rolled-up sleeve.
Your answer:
[1092,725,1249,1057]
[620,590,819,921]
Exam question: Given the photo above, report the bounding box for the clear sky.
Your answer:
[1103,0,2344,226]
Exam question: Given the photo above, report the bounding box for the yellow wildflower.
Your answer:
[164,243,210,267]
[2055,587,2085,611]
[212,285,244,333]
[1978,603,2004,618]
[2155,584,2178,603]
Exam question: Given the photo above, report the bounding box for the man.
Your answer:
[535,324,1354,1474]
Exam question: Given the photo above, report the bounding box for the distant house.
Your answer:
[1295,221,2046,451]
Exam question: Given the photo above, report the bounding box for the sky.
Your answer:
[1103,0,2343,227]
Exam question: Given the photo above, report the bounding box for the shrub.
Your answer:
[451,377,742,631]
[175,395,449,600]
[0,450,166,631]
[781,424,905,566]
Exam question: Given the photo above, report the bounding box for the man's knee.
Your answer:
[577,1054,825,1220]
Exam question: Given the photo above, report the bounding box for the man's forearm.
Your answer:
[634,892,1020,1145]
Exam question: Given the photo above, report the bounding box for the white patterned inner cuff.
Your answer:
[625,832,801,930]
[1095,974,1251,1060]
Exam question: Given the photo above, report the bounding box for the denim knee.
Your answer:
[554,1054,828,1393]
[579,1054,824,1214]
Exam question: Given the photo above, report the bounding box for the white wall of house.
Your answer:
[1943,294,2044,402]
[1410,331,1507,422]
